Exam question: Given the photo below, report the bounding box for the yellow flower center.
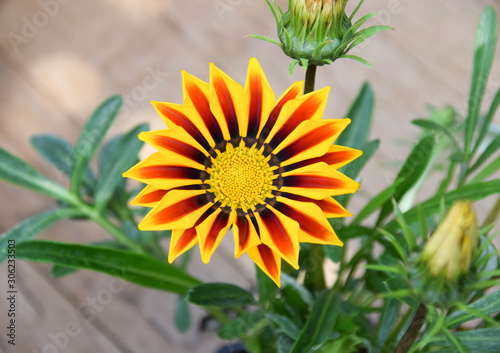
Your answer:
[208,144,275,210]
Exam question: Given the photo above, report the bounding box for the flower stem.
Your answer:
[393,304,428,353]
[304,64,317,95]
[302,64,326,291]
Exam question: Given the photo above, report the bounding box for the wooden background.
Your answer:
[1,0,500,352]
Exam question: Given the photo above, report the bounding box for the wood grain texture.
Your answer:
[1,1,499,352]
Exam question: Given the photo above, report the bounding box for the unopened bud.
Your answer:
[423,201,479,280]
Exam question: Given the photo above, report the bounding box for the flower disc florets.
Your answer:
[208,143,275,210]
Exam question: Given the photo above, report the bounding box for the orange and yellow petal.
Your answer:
[242,58,276,138]
[279,162,360,200]
[233,212,262,258]
[258,80,303,142]
[209,63,245,141]
[168,228,199,263]
[255,206,300,269]
[130,185,168,207]
[197,209,236,264]
[139,127,210,170]
[272,118,351,167]
[274,196,342,246]
[264,87,330,149]
[278,192,352,218]
[123,152,207,191]
[139,189,213,231]
[247,244,282,287]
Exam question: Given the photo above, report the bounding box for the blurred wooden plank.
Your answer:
[0,0,499,352]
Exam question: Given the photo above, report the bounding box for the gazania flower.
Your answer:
[124,58,361,286]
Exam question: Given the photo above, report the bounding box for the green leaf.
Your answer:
[412,119,464,161]
[0,208,83,263]
[50,241,125,278]
[0,147,74,203]
[281,273,313,307]
[256,265,278,306]
[316,335,363,353]
[323,244,343,263]
[385,180,500,232]
[175,296,191,333]
[469,155,500,184]
[278,335,295,353]
[377,228,407,262]
[469,134,500,173]
[364,264,406,276]
[268,313,301,340]
[248,34,282,47]
[94,123,148,212]
[14,240,201,295]
[446,291,500,328]
[374,299,400,351]
[433,328,500,352]
[378,135,436,224]
[341,55,373,68]
[337,82,374,149]
[351,178,404,226]
[31,134,96,190]
[465,7,498,159]
[291,290,340,353]
[219,311,265,340]
[71,95,122,194]
[186,283,256,307]
[474,87,500,156]
[392,199,417,251]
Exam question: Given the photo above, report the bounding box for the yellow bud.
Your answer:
[423,201,479,280]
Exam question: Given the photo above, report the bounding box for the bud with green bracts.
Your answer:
[251,0,392,73]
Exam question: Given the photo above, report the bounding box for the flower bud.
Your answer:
[255,0,390,72]
[423,201,479,280]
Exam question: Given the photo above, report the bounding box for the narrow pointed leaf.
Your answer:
[186,283,256,307]
[31,134,96,189]
[469,134,500,173]
[0,208,83,263]
[175,296,191,333]
[446,291,500,328]
[385,180,500,232]
[0,147,74,203]
[378,135,435,224]
[94,123,148,211]
[219,311,265,340]
[13,240,201,295]
[71,95,122,194]
[474,88,500,155]
[291,290,340,353]
[465,7,498,159]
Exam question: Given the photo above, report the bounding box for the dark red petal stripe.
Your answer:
[152,136,208,165]
[213,75,239,139]
[259,208,295,259]
[267,93,324,150]
[257,244,279,280]
[185,80,225,144]
[150,193,210,225]
[203,211,230,253]
[247,73,263,138]
[136,188,168,204]
[156,104,213,153]
[282,175,345,189]
[273,202,331,242]
[280,149,356,173]
[236,215,251,252]
[275,123,338,163]
[135,165,208,181]
[278,192,347,215]
[173,228,197,253]
[258,84,302,142]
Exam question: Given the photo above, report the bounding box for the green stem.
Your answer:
[304,64,317,95]
[69,196,145,254]
[302,64,326,291]
[393,304,428,353]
